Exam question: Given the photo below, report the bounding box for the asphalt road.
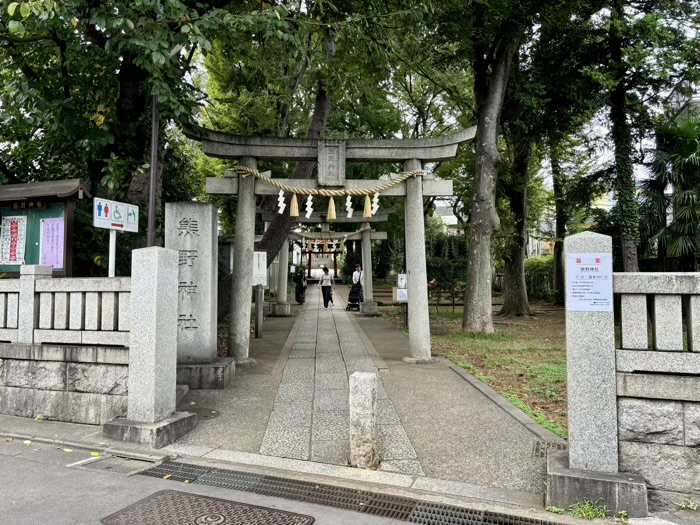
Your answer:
[0,438,404,525]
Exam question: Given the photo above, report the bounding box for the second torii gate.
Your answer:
[190,126,475,365]
[262,209,393,315]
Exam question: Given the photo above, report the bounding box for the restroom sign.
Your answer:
[93,199,139,233]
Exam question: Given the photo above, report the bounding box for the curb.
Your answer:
[0,431,169,463]
[444,360,567,444]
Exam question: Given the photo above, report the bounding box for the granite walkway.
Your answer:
[259,287,423,475]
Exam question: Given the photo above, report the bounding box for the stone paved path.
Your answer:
[259,286,424,475]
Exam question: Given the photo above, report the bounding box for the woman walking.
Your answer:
[318,266,335,309]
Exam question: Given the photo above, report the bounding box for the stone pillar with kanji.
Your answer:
[165,202,218,364]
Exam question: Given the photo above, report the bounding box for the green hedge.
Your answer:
[524,256,554,302]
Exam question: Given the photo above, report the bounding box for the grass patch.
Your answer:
[569,499,609,520]
[476,374,495,385]
[448,329,515,342]
[382,303,569,436]
[501,391,568,438]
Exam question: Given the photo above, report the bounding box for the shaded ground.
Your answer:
[382,303,568,438]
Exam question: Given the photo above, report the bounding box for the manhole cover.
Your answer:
[100,490,315,525]
[82,456,155,475]
[532,441,567,458]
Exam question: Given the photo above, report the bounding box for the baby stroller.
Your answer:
[346,284,363,311]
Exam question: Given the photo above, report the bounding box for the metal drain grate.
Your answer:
[532,441,567,458]
[304,484,370,511]
[140,462,571,525]
[140,461,213,482]
[361,492,416,520]
[254,476,317,502]
[195,469,265,492]
[409,503,485,525]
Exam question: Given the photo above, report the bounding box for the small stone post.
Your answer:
[360,222,378,314]
[565,232,618,472]
[127,247,178,423]
[103,247,196,448]
[18,265,52,344]
[403,158,433,363]
[273,239,291,316]
[349,371,379,469]
[229,156,257,366]
[255,284,264,338]
[164,202,218,364]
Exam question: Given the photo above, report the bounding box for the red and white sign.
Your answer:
[0,216,27,265]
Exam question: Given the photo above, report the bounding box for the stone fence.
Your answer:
[0,267,131,425]
[614,273,700,510]
[0,266,130,347]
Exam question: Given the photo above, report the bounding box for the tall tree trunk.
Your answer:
[499,140,531,317]
[550,137,566,305]
[257,37,335,265]
[463,42,517,332]
[610,1,639,272]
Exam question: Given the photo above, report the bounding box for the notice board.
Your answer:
[0,203,66,273]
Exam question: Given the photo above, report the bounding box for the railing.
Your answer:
[0,280,21,343]
[34,278,131,346]
[615,272,699,357]
[6,266,131,347]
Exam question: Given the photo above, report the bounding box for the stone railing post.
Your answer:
[18,265,52,344]
[564,232,617,472]
[103,247,196,447]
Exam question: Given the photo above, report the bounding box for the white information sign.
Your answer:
[253,251,268,286]
[397,273,407,289]
[566,253,613,312]
[93,199,139,232]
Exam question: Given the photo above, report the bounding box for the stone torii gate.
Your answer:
[190,127,475,365]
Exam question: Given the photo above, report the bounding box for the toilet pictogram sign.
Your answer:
[94,199,138,233]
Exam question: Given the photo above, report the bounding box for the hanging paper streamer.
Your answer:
[290,194,299,217]
[371,192,380,216]
[363,195,372,218]
[327,197,336,220]
[277,190,286,215]
[305,195,314,219]
[345,196,353,218]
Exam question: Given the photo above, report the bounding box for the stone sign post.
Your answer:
[564,231,617,472]
[165,202,218,364]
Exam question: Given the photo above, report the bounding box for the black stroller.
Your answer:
[346,284,363,311]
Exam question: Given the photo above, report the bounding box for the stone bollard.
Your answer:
[349,371,379,469]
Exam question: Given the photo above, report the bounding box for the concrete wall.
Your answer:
[614,273,700,510]
[0,343,127,424]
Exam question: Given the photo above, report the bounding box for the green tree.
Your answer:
[642,114,700,270]
[586,0,700,271]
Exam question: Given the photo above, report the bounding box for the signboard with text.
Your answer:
[93,199,139,232]
[566,253,613,312]
[253,251,268,286]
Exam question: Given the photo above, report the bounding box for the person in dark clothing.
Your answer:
[294,269,307,304]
